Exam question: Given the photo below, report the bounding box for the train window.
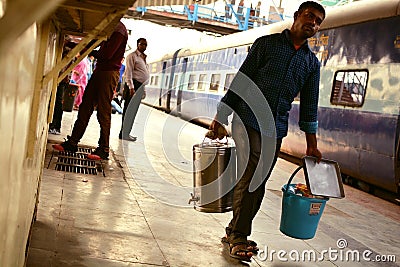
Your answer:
[154,76,159,86]
[224,73,235,91]
[210,74,220,92]
[188,74,196,90]
[198,74,207,91]
[331,70,368,107]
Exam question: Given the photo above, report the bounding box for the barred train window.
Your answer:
[224,73,235,91]
[210,74,220,92]
[331,70,368,107]
[198,74,207,91]
[188,74,196,90]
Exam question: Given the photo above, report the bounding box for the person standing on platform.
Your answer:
[53,21,128,160]
[118,38,149,141]
[207,1,325,262]
[86,51,95,81]
[49,80,69,135]
[72,52,89,110]
[117,56,125,95]
[49,40,76,135]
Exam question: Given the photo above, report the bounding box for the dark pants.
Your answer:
[116,81,122,94]
[120,80,144,137]
[227,116,282,245]
[50,82,68,130]
[69,70,119,150]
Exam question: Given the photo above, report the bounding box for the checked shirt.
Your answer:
[216,29,320,138]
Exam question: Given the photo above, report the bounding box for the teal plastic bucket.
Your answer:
[280,166,328,239]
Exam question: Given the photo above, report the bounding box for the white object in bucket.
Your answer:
[303,156,345,198]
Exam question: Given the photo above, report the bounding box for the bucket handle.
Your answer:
[283,165,303,195]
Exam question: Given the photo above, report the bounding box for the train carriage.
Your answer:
[143,0,400,197]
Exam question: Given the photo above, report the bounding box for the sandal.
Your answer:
[221,236,259,254]
[229,243,252,262]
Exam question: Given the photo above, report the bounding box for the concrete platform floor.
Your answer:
[26,105,400,266]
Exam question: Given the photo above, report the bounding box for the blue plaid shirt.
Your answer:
[216,29,320,138]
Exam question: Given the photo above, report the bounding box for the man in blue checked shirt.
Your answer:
[208,1,325,262]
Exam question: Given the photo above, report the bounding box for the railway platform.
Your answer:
[26,105,399,266]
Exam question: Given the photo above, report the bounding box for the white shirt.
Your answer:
[124,49,149,89]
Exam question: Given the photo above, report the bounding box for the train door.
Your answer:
[169,73,180,116]
[165,49,182,113]
[159,61,168,107]
[176,58,188,114]
[159,50,181,113]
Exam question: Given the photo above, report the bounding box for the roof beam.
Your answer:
[42,10,123,85]
[57,38,103,84]
[60,0,120,13]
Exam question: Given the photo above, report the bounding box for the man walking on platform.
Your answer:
[119,38,149,141]
[53,21,128,160]
[207,1,325,262]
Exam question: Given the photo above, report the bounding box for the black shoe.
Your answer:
[87,147,109,160]
[119,132,137,141]
[124,135,137,142]
[52,138,78,152]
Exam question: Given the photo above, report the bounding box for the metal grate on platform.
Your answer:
[48,145,104,176]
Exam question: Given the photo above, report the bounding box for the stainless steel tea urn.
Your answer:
[190,141,236,213]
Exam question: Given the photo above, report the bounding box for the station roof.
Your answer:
[53,0,218,38]
[49,0,219,83]
[0,0,218,53]
[54,0,136,38]
[0,0,220,82]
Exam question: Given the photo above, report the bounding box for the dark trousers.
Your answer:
[227,116,282,245]
[120,79,144,137]
[69,70,119,149]
[50,82,68,130]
